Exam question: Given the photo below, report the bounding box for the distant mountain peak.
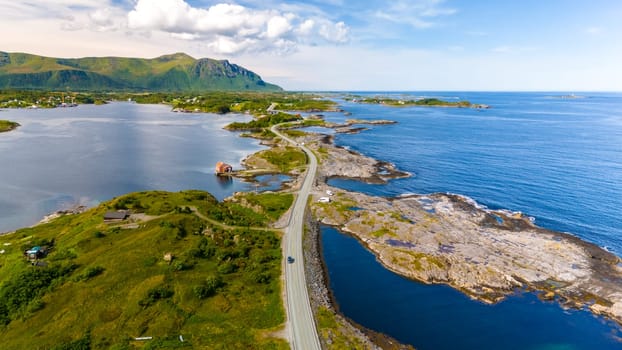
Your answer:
[156,52,195,61]
[0,51,282,92]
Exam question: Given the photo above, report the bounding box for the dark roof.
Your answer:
[104,210,129,220]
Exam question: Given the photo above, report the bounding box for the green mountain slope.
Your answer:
[0,190,289,349]
[0,52,282,91]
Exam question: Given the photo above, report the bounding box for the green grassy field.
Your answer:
[0,190,289,349]
[253,147,308,173]
[0,52,282,92]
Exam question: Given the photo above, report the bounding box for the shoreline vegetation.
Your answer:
[346,95,491,109]
[222,96,622,343]
[0,90,337,113]
[0,190,292,349]
[2,91,621,348]
[0,119,20,132]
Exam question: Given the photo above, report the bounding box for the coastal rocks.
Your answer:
[327,119,397,134]
[304,206,412,350]
[312,188,622,324]
[470,104,490,109]
[39,206,88,224]
[334,126,369,134]
[343,119,397,125]
[301,133,409,183]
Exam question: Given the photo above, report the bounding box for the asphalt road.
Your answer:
[271,125,322,350]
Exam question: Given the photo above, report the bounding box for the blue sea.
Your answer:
[318,92,622,349]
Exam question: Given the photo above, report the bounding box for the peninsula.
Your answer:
[284,128,622,327]
[0,190,291,349]
[0,119,19,132]
[223,96,622,345]
[348,96,490,109]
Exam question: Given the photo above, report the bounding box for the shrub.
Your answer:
[138,285,174,307]
[217,262,237,274]
[0,264,77,324]
[194,275,224,299]
[75,266,105,282]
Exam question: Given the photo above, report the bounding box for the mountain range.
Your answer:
[0,51,281,92]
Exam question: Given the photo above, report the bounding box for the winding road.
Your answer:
[270,124,322,350]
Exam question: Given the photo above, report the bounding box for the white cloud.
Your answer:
[318,20,349,43]
[266,15,292,38]
[374,0,456,28]
[124,0,350,55]
[89,7,125,32]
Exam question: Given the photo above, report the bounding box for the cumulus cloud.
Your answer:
[125,0,350,55]
[89,7,124,32]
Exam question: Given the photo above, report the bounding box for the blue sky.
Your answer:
[1,0,621,90]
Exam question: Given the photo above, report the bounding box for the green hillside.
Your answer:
[0,190,291,349]
[0,52,282,92]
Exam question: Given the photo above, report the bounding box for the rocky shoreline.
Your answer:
[295,129,622,328]
[233,121,416,348]
[232,115,622,347]
[304,206,414,349]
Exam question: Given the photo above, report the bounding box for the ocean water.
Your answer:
[320,92,622,349]
[0,102,273,233]
[322,225,622,350]
[327,92,622,255]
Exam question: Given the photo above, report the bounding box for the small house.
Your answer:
[24,246,47,260]
[318,197,331,203]
[104,210,129,222]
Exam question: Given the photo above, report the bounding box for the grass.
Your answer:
[316,307,367,350]
[225,112,302,131]
[254,146,307,173]
[282,129,306,138]
[236,193,294,221]
[0,120,20,132]
[0,190,287,349]
[0,52,282,92]
[371,227,392,238]
[350,96,472,107]
[397,250,446,271]
[299,119,326,127]
[273,99,335,112]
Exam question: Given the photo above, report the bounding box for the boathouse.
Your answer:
[215,161,233,174]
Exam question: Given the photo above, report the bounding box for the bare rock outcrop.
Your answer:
[313,186,622,325]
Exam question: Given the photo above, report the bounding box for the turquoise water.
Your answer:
[320,92,622,348]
